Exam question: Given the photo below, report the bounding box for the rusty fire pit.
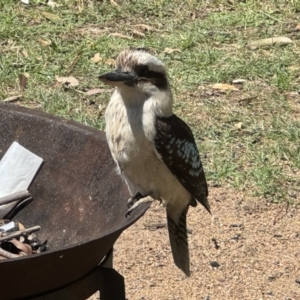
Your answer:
[0,104,149,300]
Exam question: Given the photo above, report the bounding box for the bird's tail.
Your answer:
[167,208,190,276]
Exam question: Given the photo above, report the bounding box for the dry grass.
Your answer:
[110,187,300,299]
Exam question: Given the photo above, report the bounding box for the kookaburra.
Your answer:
[99,49,210,276]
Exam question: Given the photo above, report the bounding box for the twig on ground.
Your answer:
[273,202,290,225]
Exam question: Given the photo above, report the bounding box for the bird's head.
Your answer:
[99,49,169,94]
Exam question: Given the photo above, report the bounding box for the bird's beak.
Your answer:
[99,70,136,86]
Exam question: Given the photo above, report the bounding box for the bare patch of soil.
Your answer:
[89,187,300,299]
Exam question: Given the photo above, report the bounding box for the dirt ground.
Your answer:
[89,187,300,300]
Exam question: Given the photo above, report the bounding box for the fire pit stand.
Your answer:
[27,248,125,300]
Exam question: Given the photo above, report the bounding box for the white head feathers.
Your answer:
[115,49,166,74]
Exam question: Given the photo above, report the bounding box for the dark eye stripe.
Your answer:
[134,64,168,89]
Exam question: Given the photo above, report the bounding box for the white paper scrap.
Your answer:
[0,221,15,232]
[0,142,43,218]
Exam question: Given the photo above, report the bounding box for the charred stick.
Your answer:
[0,225,41,242]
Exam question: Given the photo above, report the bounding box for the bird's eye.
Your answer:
[137,65,149,76]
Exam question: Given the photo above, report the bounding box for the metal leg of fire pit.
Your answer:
[98,247,126,300]
[27,248,125,300]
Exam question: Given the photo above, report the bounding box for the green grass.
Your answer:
[0,0,299,203]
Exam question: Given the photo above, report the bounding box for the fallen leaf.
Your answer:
[22,49,28,58]
[288,65,300,71]
[234,122,245,129]
[110,0,119,6]
[2,95,22,102]
[295,24,300,31]
[132,30,145,38]
[85,88,107,95]
[37,38,51,46]
[18,222,25,231]
[247,36,293,48]
[105,58,115,66]
[212,83,239,91]
[47,0,59,7]
[133,24,153,31]
[109,33,132,40]
[285,91,300,98]
[90,53,102,63]
[232,79,247,84]
[19,74,29,91]
[41,12,63,24]
[164,48,181,54]
[55,76,79,87]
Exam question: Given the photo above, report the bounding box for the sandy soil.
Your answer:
[89,187,300,299]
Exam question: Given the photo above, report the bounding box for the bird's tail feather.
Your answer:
[167,208,190,276]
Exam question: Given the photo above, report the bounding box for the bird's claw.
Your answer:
[125,210,132,218]
[127,192,144,208]
[126,195,154,218]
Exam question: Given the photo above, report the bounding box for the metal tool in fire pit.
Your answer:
[0,104,150,300]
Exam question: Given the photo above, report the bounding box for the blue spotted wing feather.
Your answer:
[154,115,210,212]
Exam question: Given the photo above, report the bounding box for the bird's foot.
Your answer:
[126,195,154,217]
[127,192,144,208]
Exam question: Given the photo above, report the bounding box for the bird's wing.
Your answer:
[154,114,210,212]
